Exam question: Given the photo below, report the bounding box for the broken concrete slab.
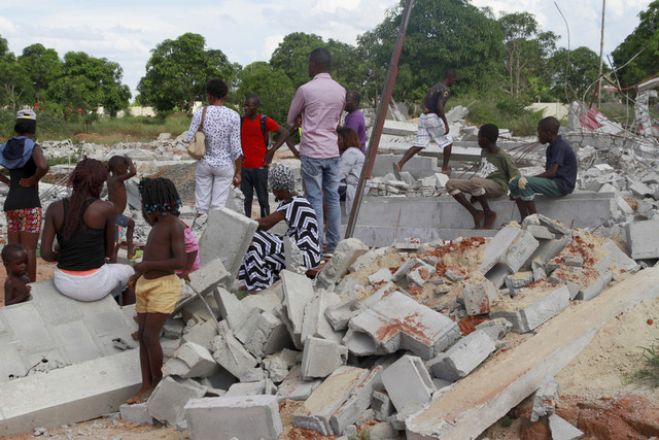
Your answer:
[525,224,555,240]
[461,277,498,316]
[475,318,513,341]
[625,219,659,259]
[184,395,283,440]
[330,366,383,435]
[528,236,572,267]
[182,319,218,351]
[372,390,394,421]
[146,376,207,428]
[381,355,435,413]
[163,341,218,378]
[502,230,539,273]
[406,266,659,440]
[480,225,522,273]
[210,323,258,381]
[199,208,258,277]
[301,337,348,380]
[277,365,322,401]
[490,285,570,333]
[225,379,276,397]
[369,267,394,285]
[240,282,283,312]
[530,377,559,422]
[301,291,343,344]
[344,291,460,359]
[548,414,584,440]
[325,298,359,331]
[575,271,613,301]
[120,403,154,425]
[315,238,368,289]
[263,349,300,383]
[187,258,231,295]
[281,270,315,349]
[0,350,140,436]
[428,330,496,382]
[244,311,291,358]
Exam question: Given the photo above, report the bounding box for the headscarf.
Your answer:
[269,163,295,192]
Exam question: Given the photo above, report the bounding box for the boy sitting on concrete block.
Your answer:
[445,124,519,229]
[509,117,577,220]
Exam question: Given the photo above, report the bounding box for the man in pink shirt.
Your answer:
[286,48,346,253]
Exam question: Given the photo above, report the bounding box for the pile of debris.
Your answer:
[116,209,642,439]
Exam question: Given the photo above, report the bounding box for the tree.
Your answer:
[612,0,659,88]
[549,47,602,102]
[498,12,557,100]
[357,0,505,104]
[237,62,294,123]
[18,44,63,99]
[47,51,130,118]
[137,33,240,112]
[0,35,34,110]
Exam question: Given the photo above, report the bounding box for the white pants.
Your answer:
[53,264,134,302]
[195,160,234,213]
[414,113,453,149]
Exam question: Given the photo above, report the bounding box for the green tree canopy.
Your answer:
[357,0,505,104]
[237,62,294,123]
[137,33,240,112]
[18,43,63,98]
[0,35,34,110]
[611,0,659,87]
[549,47,602,102]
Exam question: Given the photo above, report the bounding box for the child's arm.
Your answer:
[134,222,187,275]
[178,250,198,281]
[5,280,31,305]
[118,158,137,182]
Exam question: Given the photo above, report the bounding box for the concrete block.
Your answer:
[462,278,498,315]
[162,318,184,339]
[281,270,315,349]
[120,403,154,425]
[381,355,435,413]
[277,365,322,401]
[263,348,300,383]
[293,366,370,435]
[316,238,368,288]
[225,379,276,397]
[369,267,393,285]
[530,377,559,422]
[240,282,283,312]
[407,264,436,287]
[184,395,282,440]
[485,263,511,289]
[576,271,613,301]
[629,180,654,197]
[325,298,359,331]
[536,214,571,236]
[146,376,207,428]
[301,291,343,344]
[549,414,584,440]
[215,287,257,336]
[490,285,570,333]
[564,254,584,267]
[244,311,291,358]
[211,323,258,381]
[161,337,182,358]
[165,341,218,378]
[595,239,640,274]
[503,230,539,273]
[199,208,258,277]
[301,337,348,380]
[182,319,218,351]
[344,291,460,359]
[330,366,383,435]
[372,390,394,421]
[525,224,555,240]
[188,258,231,295]
[434,173,449,188]
[480,225,522,273]
[428,330,496,381]
[626,219,659,259]
[392,258,419,282]
[529,236,571,266]
[475,318,513,341]
[505,271,534,293]
[367,422,399,440]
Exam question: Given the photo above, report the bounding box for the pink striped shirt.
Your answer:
[287,73,346,159]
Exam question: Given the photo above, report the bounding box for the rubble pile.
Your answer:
[116,210,641,439]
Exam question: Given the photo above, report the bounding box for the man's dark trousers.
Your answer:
[241,167,270,218]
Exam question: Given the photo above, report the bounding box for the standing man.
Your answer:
[344,91,367,153]
[395,69,457,175]
[287,48,346,254]
[509,117,578,220]
[240,94,289,218]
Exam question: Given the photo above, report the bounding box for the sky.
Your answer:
[0,0,651,97]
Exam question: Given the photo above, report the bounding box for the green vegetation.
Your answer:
[631,339,659,387]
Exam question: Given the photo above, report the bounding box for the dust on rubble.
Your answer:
[2,418,183,440]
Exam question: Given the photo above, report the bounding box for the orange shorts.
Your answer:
[135,274,181,314]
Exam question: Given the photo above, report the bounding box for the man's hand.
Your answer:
[232,173,241,187]
[518,176,528,190]
[265,150,275,165]
[19,177,35,188]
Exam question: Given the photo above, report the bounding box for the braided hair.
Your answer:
[63,158,108,240]
[138,177,182,216]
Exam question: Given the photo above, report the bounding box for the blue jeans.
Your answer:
[301,156,341,253]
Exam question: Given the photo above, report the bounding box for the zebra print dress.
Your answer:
[239,196,321,291]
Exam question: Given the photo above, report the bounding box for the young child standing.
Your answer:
[107,156,137,260]
[338,127,365,217]
[2,244,31,307]
[127,177,186,404]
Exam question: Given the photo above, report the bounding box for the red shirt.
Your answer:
[241,114,279,168]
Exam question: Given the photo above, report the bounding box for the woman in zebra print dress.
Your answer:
[239,164,321,292]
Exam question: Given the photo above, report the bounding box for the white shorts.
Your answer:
[414,113,453,149]
[53,264,135,302]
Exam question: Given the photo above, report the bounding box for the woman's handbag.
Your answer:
[187,106,207,160]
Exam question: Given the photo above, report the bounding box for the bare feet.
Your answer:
[472,210,484,229]
[483,211,497,229]
[126,387,153,404]
[392,162,402,179]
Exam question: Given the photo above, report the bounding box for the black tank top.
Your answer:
[56,198,106,271]
[3,157,41,211]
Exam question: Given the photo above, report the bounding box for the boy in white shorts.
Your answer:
[395,69,456,176]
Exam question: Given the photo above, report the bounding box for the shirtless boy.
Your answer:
[2,244,31,307]
[107,156,137,259]
[127,177,186,404]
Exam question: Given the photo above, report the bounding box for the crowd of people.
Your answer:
[0,46,578,404]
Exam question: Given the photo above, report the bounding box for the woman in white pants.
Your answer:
[184,79,243,218]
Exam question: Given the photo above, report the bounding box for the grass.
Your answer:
[630,338,659,388]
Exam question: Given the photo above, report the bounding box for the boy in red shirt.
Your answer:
[241,94,289,217]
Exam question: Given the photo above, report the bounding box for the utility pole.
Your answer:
[597,0,606,107]
[344,0,416,238]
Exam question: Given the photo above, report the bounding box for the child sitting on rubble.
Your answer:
[2,244,31,307]
[107,155,137,260]
[127,177,187,404]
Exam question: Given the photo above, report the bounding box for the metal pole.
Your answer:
[344,0,416,238]
[597,0,606,108]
